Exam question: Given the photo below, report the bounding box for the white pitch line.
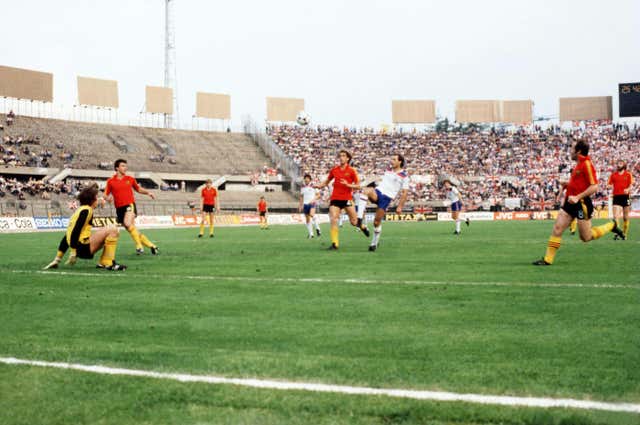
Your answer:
[1,357,638,414]
[7,269,639,289]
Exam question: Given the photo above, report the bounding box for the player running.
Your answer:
[533,139,624,265]
[44,184,126,271]
[257,196,269,229]
[199,179,219,238]
[347,153,409,251]
[607,160,633,240]
[104,159,159,255]
[316,150,369,250]
[299,174,321,238]
[443,179,469,235]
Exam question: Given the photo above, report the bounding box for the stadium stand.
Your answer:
[1,112,638,216]
[0,113,299,214]
[0,114,270,174]
[269,122,640,211]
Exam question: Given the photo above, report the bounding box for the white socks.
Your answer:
[455,219,461,233]
[312,215,320,230]
[371,225,382,246]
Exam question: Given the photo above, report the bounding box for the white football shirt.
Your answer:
[446,186,461,203]
[377,169,410,199]
[301,185,318,204]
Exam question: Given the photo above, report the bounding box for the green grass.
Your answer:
[0,220,639,424]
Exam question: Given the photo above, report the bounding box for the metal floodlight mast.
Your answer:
[164,0,178,128]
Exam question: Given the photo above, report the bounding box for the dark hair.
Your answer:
[395,153,406,168]
[114,159,127,170]
[574,139,589,156]
[339,150,352,164]
[77,184,99,206]
[303,173,312,180]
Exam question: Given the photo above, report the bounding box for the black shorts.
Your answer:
[76,242,93,259]
[259,211,266,217]
[116,203,137,224]
[203,204,215,213]
[561,196,593,220]
[613,195,631,208]
[329,199,354,209]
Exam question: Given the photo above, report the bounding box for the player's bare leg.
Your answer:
[355,189,375,235]
[345,204,369,237]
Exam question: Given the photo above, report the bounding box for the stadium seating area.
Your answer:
[0,114,270,174]
[1,112,638,214]
[269,122,640,210]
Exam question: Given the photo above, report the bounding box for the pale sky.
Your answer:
[2,0,639,128]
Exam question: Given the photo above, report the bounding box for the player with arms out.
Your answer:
[347,153,409,251]
[299,173,321,238]
[44,184,126,271]
[199,179,219,238]
[607,160,633,240]
[443,179,469,235]
[104,159,159,255]
[257,196,269,229]
[533,139,624,265]
[316,150,369,250]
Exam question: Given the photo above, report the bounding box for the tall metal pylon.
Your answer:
[164,0,178,128]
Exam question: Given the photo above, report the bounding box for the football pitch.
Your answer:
[1,220,639,425]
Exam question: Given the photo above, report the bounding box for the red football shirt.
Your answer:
[201,187,217,205]
[105,174,140,208]
[327,165,359,201]
[607,171,633,196]
[258,200,267,212]
[566,155,597,197]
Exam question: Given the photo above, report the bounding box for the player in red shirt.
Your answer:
[534,140,624,265]
[257,196,268,229]
[104,159,158,255]
[607,160,634,239]
[316,150,370,250]
[198,179,219,238]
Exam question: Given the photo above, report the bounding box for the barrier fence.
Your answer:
[1,210,638,234]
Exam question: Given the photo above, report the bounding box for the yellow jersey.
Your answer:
[66,205,93,248]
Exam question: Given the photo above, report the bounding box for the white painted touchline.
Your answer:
[1,357,638,414]
[8,269,639,289]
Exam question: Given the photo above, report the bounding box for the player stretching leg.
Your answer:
[105,159,158,255]
[317,150,369,250]
[349,153,409,251]
[299,174,321,238]
[607,160,633,240]
[533,140,624,265]
[44,184,126,271]
[199,179,219,238]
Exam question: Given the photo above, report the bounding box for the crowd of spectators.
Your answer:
[1,133,75,168]
[0,176,83,202]
[269,122,640,210]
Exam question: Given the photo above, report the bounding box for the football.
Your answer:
[296,111,310,126]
